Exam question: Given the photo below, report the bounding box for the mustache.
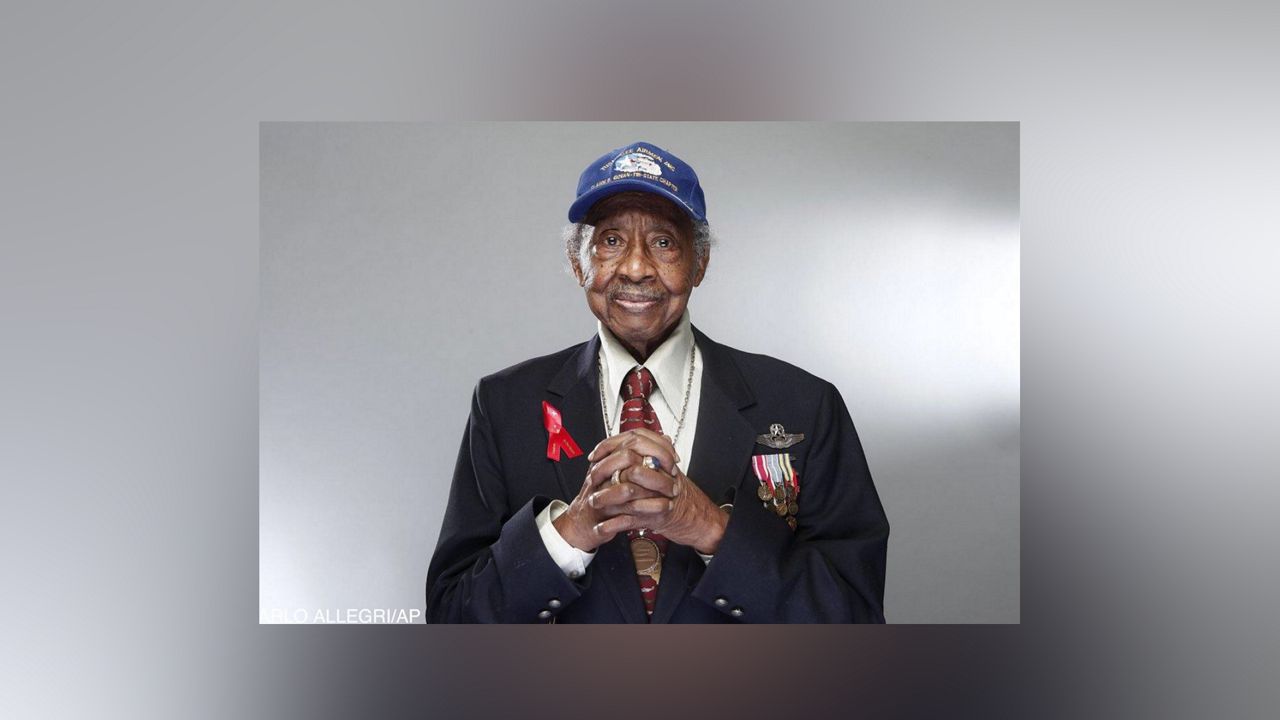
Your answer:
[606,283,664,301]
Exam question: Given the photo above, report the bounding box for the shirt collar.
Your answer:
[597,310,694,406]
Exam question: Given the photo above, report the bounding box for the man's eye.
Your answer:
[654,237,672,248]
[603,235,621,246]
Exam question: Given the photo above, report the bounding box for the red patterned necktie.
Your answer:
[620,366,668,620]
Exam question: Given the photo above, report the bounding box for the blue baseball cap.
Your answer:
[568,141,707,223]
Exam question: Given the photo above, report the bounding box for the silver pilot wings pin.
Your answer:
[755,423,805,449]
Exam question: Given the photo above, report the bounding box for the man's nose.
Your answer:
[619,241,656,281]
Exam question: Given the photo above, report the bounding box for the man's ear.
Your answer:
[570,253,586,286]
[692,247,710,287]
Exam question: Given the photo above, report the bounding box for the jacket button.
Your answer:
[730,607,744,618]
[548,598,562,609]
[537,609,552,620]
[714,597,728,608]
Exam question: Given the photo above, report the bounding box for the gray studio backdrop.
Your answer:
[259,122,1019,624]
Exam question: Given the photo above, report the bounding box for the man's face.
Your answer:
[572,194,708,360]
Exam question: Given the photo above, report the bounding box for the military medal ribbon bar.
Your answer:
[751,452,801,529]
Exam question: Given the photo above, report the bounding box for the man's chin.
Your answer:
[606,317,679,353]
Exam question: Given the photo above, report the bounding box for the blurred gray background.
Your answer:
[260,122,1020,623]
[7,1,1279,717]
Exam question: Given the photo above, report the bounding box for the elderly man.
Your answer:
[425,141,888,623]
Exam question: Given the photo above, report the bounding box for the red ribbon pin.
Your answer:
[543,401,583,461]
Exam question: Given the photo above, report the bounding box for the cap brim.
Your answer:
[567,179,702,223]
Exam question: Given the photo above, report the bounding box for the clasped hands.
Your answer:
[552,428,728,555]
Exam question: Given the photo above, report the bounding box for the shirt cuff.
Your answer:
[535,500,596,580]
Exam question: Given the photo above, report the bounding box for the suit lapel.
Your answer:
[651,327,757,624]
[546,336,605,502]
[546,335,646,623]
[685,327,757,507]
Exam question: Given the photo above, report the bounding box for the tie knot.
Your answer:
[622,367,657,402]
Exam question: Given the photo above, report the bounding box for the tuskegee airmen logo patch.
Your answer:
[614,151,663,175]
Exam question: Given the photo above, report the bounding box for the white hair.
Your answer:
[563,221,714,283]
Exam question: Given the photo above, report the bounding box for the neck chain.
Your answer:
[598,339,697,447]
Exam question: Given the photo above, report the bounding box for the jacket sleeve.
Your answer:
[689,382,889,623]
[424,380,584,623]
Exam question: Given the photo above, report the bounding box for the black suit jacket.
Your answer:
[425,327,889,623]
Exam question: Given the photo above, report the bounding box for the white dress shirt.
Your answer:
[534,311,711,576]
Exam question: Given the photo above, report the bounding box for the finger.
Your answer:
[621,464,679,497]
[585,448,642,488]
[588,481,663,511]
[587,433,627,462]
[597,434,678,475]
[624,438,680,475]
[593,514,642,538]
[621,428,676,454]
[588,429,681,465]
[590,520,619,545]
[586,439,676,488]
[618,496,675,518]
